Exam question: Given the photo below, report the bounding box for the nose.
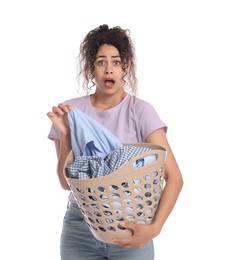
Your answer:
[104,63,113,74]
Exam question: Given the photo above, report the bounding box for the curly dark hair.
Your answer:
[77,24,138,95]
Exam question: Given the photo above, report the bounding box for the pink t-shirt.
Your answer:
[48,94,167,142]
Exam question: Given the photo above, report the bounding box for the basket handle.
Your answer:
[131,150,166,171]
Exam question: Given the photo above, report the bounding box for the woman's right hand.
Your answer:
[47,103,72,136]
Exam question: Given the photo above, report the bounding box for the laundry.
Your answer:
[67,108,123,158]
[66,145,155,179]
[66,108,157,179]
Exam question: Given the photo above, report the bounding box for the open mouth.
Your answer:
[104,79,115,87]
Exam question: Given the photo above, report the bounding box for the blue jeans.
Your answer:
[60,202,154,260]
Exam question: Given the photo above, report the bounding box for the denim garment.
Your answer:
[60,202,154,260]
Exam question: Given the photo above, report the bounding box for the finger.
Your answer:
[47,112,59,123]
[111,236,131,245]
[66,104,73,111]
[52,106,64,115]
[120,222,135,231]
[53,105,70,116]
[111,239,133,248]
[47,112,54,118]
[58,103,72,112]
[120,244,133,249]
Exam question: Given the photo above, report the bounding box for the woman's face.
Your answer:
[94,44,126,96]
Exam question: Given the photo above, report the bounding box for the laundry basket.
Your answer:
[64,143,166,243]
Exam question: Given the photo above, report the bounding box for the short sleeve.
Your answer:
[47,124,60,141]
[135,100,167,141]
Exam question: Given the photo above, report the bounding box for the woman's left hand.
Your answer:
[111,222,160,248]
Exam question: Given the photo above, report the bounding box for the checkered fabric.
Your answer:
[66,146,151,179]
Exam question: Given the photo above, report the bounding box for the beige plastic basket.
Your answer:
[64,143,166,243]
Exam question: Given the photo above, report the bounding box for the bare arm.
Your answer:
[145,128,184,232]
[54,137,71,190]
[47,103,72,190]
[112,128,184,248]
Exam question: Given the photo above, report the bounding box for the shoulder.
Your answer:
[127,94,157,114]
[126,94,167,140]
[128,94,166,127]
[63,95,89,108]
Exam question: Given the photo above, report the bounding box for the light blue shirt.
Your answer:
[68,108,123,158]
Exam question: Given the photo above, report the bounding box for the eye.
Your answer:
[96,60,106,66]
[113,60,121,66]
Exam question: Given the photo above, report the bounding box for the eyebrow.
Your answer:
[96,55,121,59]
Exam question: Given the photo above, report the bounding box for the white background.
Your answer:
[0,0,227,259]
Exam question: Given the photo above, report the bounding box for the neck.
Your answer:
[90,91,127,111]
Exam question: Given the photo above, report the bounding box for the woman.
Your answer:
[47,24,183,260]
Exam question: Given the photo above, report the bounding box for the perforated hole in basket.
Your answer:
[72,166,165,234]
